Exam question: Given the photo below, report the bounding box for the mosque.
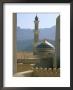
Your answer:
[17,15,57,71]
[32,15,56,68]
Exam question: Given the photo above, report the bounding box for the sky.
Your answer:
[17,13,59,29]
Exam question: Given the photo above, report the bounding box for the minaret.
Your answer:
[33,14,39,54]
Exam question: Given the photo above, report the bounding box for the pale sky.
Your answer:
[17,13,59,29]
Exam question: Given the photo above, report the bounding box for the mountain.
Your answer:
[16,27,34,41]
[16,26,56,41]
[16,26,56,51]
[16,40,33,51]
[16,40,55,51]
[39,26,56,40]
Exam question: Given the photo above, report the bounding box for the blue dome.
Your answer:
[37,43,52,48]
[36,40,55,49]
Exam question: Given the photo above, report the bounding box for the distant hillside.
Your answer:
[16,40,55,51]
[16,40,33,51]
[39,26,56,40]
[16,26,56,41]
[16,26,56,51]
[16,27,34,41]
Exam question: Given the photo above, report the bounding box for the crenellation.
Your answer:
[32,67,60,77]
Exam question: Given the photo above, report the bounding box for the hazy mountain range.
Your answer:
[16,26,56,41]
[16,39,55,51]
[16,26,56,51]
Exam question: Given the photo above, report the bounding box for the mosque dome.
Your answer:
[35,39,55,57]
[36,39,55,49]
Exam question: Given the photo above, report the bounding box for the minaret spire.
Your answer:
[35,13,38,21]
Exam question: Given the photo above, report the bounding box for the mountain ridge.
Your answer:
[16,25,56,41]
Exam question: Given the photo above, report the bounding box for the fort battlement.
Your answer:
[15,67,60,77]
[17,63,60,77]
[32,67,60,77]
